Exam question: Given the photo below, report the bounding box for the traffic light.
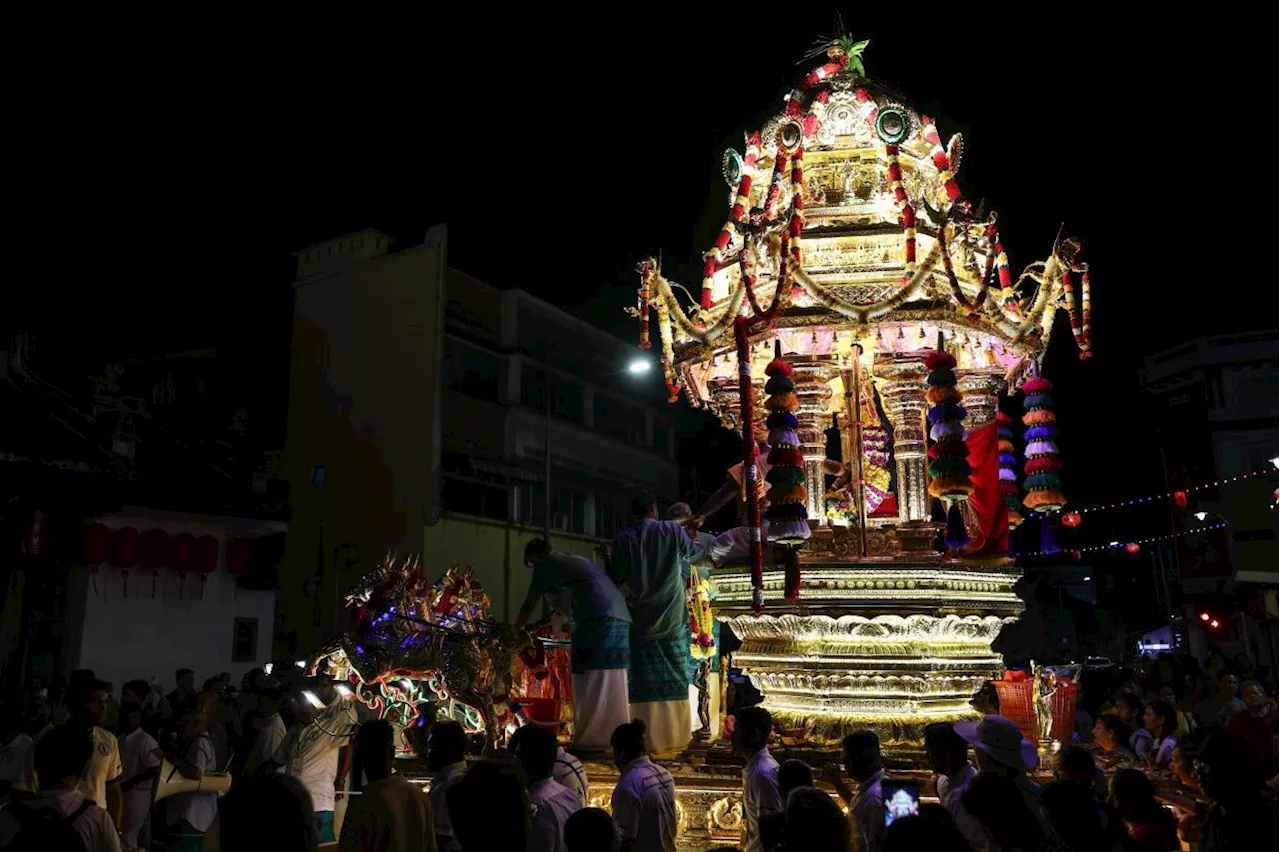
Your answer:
[1198,611,1221,629]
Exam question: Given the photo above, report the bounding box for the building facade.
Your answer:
[1141,330,1278,668]
[280,227,677,650]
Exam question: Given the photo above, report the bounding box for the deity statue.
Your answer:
[693,659,712,738]
[1033,661,1057,742]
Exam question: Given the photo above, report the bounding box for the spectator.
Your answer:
[1181,728,1276,851]
[1156,685,1193,737]
[1041,779,1126,852]
[280,677,359,843]
[197,689,229,771]
[610,719,677,852]
[427,720,468,852]
[162,708,218,851]
[924,721,984,850]
[0,723,121,852]
[243,687,287,775]
[825,730,884,852]
[1115,694,1153,763]
[215,773,318,852]
[446,759,528,851]
[120,679,167,738]
[64,677,123,830]
[1143,700,1179,768]
[1109,769,1177,852]
[953,715,1043,826]
[782,786,852,852]
[960,773,1061,852]
[1195,673,1244,728]
[517,725,582,852]
[564,807,619,852]
[1091,714,1137,765]
[970,682,1000,716]
[1054,745,1107,802]
[553,743,588,806]
[759,759,812,852]
[339,720,435,852]
[167,669,199,720]
[116,700,161,850]
[730,707,782,852]
[1225,680,1278,760]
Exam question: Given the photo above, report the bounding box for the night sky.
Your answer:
[11,11,1275,522]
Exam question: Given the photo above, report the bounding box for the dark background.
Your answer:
[8,10,1273,540]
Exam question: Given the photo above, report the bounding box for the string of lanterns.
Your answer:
[82,523,251,598]
[1018,521,1228,559]
[1065,466,1277,517]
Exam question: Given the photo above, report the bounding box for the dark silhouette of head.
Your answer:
[883,813,969,852]
[629,490,658,519]
[565,807,619,852]
[924,722,970,777]
[841,730,881,782]
[731,706,772,756]
[783,786,851,851]
[611,719,648,770]
[777,759,813,799]
[355,719,396,783]
[515,724,558,784]
[447,759,528,851]
[220,773,318,852]
[524,538,552,568]
[427,720,466,771]
[33,723,92,791]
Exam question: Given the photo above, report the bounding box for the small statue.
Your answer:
[693,660,712,738]
[1034,663,1057,742]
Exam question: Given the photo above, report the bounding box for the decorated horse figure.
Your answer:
[310,554,518,751]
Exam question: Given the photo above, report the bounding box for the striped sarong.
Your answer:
[570,615,631,674]
[629,625,692,704]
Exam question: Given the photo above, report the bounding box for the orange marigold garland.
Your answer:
[1022,376,1067,512]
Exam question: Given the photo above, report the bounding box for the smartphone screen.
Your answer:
[882,779,920,827]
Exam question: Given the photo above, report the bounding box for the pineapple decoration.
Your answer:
[763,342,809,599]
[925,343,974,549]
[996,411,1024,529]
[1021,375,1068,512]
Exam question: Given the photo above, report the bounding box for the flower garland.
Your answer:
[654,296,680,402]
[636,260,652,350]
[926,348,973,549]
[862,425,892,513]
[733,316,765,612]
[1062,260,1093,359]
[885,144,917,286]
[786,147,805,301]
[687,568,716,659]
[1021,375,1067,512]
[702,132,762,310]
[922,117,962,206]
[991,227,1019,315]
[941,220,997,317]
[996,411,1023,529]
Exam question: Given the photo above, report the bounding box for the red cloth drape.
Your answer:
[963,421,1008,555]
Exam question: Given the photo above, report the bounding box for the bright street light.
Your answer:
[1193,511,1208,521]
[1271,457,1280,470]
[1083,576,1091,581]
[628,357,653,375]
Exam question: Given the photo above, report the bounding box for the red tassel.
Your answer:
[764,358,793,377]
[767,447,804,467]
[783,549,801,600]
[926,351,957,370]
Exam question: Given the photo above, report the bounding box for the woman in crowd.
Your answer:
[1143,700,1179,769]
[1091,714,1137,767]
[1109,768,1178,852]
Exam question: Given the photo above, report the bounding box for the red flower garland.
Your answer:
[734,316,765,612]
[941,221,997,317]
[886,144,917,286]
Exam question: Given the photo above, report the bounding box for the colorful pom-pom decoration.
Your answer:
[996,411,1023,529]
[764,345,810,555]
[925,348,973,502]
[1021,375,1067,512]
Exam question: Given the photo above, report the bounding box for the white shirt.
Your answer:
[552,747,588,806]
[851,769,884,852]
[1152,734,1177,768]
[528,776,583,852]
[4,787,121,852]
[166,733,217,831]
[742,749,783,852]
[612,756,677,852]
[283,697,359,813]
[936,763,984,852]
[117,728,161,847]
[81,725,123,811]
[429,760,468,852]
[0,733,35,791]
[704,523,771,568]
[245,712,287,776]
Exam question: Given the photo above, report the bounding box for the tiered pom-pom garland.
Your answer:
[764,357,810,549]
[1021,376,1067,512]
[996,411,1023,529]
[926,351,973,500]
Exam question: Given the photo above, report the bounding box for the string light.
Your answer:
[1018,522,1228,558]
[1074,467,1276,515]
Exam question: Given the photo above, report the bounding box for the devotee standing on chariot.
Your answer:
[608,491,699,754]
[517,539,633,749]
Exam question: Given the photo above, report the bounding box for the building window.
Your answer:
[597,492,632,539]
[442,475,509,521]
[520,363,584,424]
[443,338,501,400]
[652,418,671,458]
[515,483,587,534]
[231,618,259,663]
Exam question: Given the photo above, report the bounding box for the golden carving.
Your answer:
[709,795,744,832]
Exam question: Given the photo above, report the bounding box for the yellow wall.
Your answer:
[422,513,605,622]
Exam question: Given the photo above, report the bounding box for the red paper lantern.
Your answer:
[1173,490,1187,509]
[1124,542,1141,555]
[225,538,249,579]
[111,527,140,568]
[193,535,220,575]
[22,511,52,556]
[171,533,194,574]
[1061,512,1082,528]
[82,523,110,566]
[140,529,171,570]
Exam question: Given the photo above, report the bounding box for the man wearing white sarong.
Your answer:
[608,491,698,755]
[517,539,633,749]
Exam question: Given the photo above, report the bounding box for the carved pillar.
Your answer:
[956,368,1008,430]
[874,355,930,523]
[709,376,763,435]
[788,358,837,524]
